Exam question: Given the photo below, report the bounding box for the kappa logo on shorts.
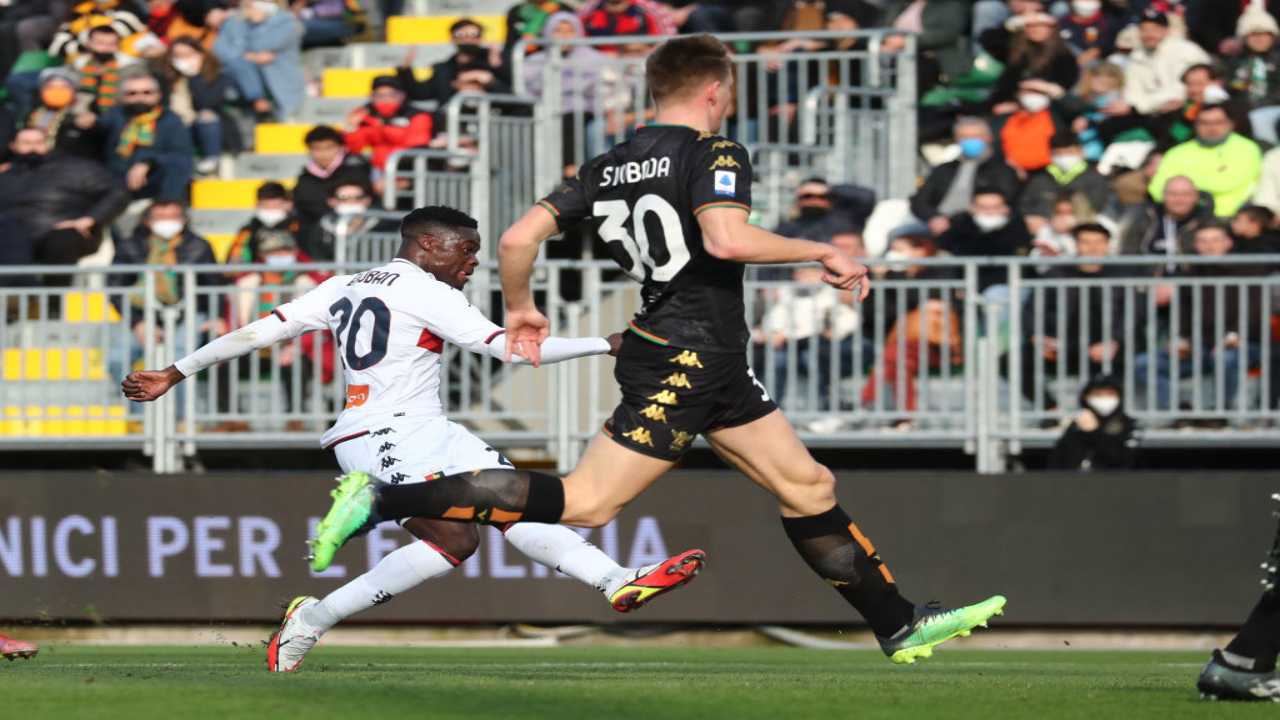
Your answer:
[670,430,695,452]
[377,442,395,454]
[389,472,409,484]
[639,404,669,423]
[662,372,693,389]
[709,155,741,171]
[669,351,704,369]
[647,390,679,405]
[622,427,655,447]
[379,456,400,470]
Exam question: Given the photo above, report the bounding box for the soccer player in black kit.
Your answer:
[311,34,1005,663]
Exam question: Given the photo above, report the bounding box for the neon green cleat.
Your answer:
[308,471,379,572]
[878,594,1007,665]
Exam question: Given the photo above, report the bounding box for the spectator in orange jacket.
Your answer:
[343,75,432,184]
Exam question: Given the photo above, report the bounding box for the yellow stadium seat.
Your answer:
[386,15,506,44]
[44,405,64,436]
[65,405,85,436]
[256,123,314,155]
[207,233,237,262]
[322,67,433,98]
[192,179,296,210]
[63,291,121,324]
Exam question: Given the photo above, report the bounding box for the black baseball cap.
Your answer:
[1139,8,1169,26]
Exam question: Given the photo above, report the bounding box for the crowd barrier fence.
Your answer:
[3,256,1280,473]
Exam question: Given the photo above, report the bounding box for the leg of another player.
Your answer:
[706,409,1005,663]
[372,432,675,528]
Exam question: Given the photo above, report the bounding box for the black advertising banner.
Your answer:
[0,471,1271,625]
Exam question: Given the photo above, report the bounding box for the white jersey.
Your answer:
[270,259,510,447]
[174,258,609,450]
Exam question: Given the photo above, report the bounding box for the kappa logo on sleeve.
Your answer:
[714,170,736,196]
[709,155,741,171]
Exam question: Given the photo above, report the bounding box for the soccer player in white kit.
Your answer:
[122,206,705,672]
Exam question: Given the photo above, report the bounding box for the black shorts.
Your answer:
[603,332,778,461]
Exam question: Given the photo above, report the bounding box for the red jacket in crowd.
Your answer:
[345,103,433,171]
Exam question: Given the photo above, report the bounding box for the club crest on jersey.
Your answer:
[599,157,671,187]
[709,155,740,171]
[714,170,736,196]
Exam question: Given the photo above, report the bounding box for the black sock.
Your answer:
[782,505,916,637]
[1225,592,1280,672]
[375,469,565,526]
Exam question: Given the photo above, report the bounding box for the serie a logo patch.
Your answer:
[714,170,736,196]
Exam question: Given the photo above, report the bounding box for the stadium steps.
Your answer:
[1,301,129,437]
[322,66,434,98]
[340,42,454,68]
[233,153,309,179]
[386,15,506,44]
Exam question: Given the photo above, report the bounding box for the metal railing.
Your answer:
[513,30,918,207]
[5,256,1280,473]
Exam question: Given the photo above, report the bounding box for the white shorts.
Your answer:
[331,416,511,485]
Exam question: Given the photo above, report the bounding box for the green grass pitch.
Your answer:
[0,646,1273,719]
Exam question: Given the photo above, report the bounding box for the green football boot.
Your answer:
[878,595,1007,664]
[308,471,381,572]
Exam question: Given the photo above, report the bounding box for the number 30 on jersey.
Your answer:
[594,194,690,283]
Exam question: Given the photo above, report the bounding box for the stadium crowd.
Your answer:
[0,0,1279,438]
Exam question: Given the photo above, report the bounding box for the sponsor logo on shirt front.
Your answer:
[345,384,370,409]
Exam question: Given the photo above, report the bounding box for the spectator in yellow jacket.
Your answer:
[1149,103,1262,217]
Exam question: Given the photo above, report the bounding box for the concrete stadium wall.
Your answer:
[0,471,1272,626]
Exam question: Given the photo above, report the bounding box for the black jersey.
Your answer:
[537,124,753,353]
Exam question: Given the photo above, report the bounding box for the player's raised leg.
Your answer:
[309,432,675,570]
[707,409,1005,664]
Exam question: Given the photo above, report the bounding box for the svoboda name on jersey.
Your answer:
[599,157,672,187]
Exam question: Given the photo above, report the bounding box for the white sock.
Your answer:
[301,541,456,632]
[502,523,639,597]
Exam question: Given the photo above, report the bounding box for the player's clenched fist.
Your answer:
[121,367,183,402]
[819,249,871,301]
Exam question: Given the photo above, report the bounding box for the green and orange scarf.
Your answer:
[116,107,162,157]
[78,58,121,109]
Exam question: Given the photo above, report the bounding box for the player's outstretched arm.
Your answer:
[121,312,303,402]
[698,207,871,300]
[490,331,624,366]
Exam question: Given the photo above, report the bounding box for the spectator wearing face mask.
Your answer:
[1230,6,1280,146]
[1059,0,1120,66]
[99,71,195,201]
[1123,9,1211,117]
[25,67,104,160]
[1046,374,1138,470]
[937,187,1033,311]
[987,13,1079,116]
[1149,103,1262,218]
[344,75,432,178]
[999,80,1067,174]
[910,116,1019,237]
[108,199,223,351]
[71,25,141,116]
[293,124,372,248]
[1019,132,1111,234]
[0,127,130,277]
[309,180,395,261]
[213,0,305,120]
[227,181,301,267]
[396,19,510,105]
[1229,203,1280,254]
[774,178,853,244]
[163,37,235,176]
